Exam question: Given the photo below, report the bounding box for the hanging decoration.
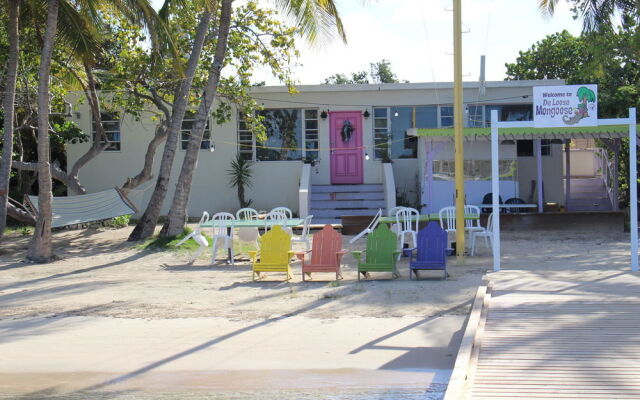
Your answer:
[341,120,353,143]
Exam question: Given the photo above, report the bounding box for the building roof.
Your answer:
[408,125,638,141]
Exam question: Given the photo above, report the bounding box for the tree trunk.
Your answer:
[128,9,213,241]
[64,62,110,195]
[160,0,233,237]
[27,0,58,262]
[0,0,20,238]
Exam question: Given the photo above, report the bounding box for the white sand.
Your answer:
[0,224,631,398]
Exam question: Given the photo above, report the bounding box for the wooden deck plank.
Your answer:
[462,270,640,400]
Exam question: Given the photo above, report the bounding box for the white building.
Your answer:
[68,79,615,223]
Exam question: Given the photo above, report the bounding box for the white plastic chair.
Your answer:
[349,209,382,244]
[291,214,313,250]
[211,212,235,265]
[387,206,406,217]
[464,205,483,233]
[175,211,210,264]
[395,207,419,260]
[471,213,494,256]
[439,206,456,249]
[269,206,293,219]
[235,208,260,249]
[438,206,456,233]
[264,210,290,234]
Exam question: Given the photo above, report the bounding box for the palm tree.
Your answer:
[23,0,168,260]
[127,6,215,241]
[538,0,637,31]
[27,0,59,262]
[158,0,346,238]
[0,0,21,239]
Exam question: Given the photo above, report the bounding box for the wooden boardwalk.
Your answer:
[446,270,640,400]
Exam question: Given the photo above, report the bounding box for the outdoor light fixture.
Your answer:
[320,110,328,119]
[209,141,216,152]
[363,110,370,119]
[394,111,399,117]
[365,152,370,161]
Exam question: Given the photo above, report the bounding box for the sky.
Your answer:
[152,0,584,85]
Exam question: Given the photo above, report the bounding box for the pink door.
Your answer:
[330,111,363,184]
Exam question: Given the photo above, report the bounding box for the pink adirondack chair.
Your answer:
[296,224,346,281]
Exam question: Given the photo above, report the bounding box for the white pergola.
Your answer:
[489,108,638,272]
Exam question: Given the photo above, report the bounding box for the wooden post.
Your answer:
[565,139,571,211]
[535,139,543,213]
[453,0,465,260]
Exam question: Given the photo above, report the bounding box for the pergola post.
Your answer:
[491,110,500,272]
[565,140,571,211]
[535,139,544,213]
[613,139,619,211]
[629,107,637,272]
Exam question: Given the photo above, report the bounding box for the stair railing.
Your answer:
[595,147,616,209]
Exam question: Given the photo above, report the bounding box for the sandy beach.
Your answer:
[0,223,631,399]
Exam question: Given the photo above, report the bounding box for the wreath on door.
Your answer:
[341,120,353,142]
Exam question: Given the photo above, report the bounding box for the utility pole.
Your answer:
[453,0,465,261]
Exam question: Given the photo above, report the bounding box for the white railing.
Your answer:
[595,147,616,210]
[298,163,311,218]
[382,163,396,214]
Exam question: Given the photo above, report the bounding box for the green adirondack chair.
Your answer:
[351,224,401,280]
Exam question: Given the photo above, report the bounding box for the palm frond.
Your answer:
[57,0,104,64]
[272,0,347,45]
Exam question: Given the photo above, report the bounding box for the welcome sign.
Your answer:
[533,84,598,128]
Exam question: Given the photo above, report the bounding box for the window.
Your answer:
[92,112,120,151]
[373,107,389,159]
[237,108,317,161]
[237,118,254,161]
[373,106,433,159]
[389,107,417,159]
[181,111,211,150]
[304,110,319,160]
[440,106,454,128]
[517,139,551,157]
[501,104,532,122]
[467,105,484,127]
[432,159,517,181]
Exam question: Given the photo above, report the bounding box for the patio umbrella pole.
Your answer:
[453,0,465,261]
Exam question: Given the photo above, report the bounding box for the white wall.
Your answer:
[66,80,561,217]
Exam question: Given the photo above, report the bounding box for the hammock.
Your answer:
[26,188,138,228]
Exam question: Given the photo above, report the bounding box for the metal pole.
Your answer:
[565,140,571,211]
[629,107,637,272]
[453,0,466,260]
[491,110,500,272]
[535,139,544,212]
[613,139,619,212]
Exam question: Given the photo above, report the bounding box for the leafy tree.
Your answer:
[323,59,404,84]
[505,19,640,206]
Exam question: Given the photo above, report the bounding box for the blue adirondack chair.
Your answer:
[408,221,448,280]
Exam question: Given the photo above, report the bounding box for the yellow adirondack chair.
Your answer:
[248,225,294,281]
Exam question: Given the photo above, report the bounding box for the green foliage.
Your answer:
[323,59,404,84]
[505,17,640,207]
[104,215,131,229]
[228,153,253,208]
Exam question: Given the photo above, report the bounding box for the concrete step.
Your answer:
[312,184,383,193]
[311,192,384,201]
[311,199,386,209]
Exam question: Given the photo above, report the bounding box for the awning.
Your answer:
[407,125,639,141]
